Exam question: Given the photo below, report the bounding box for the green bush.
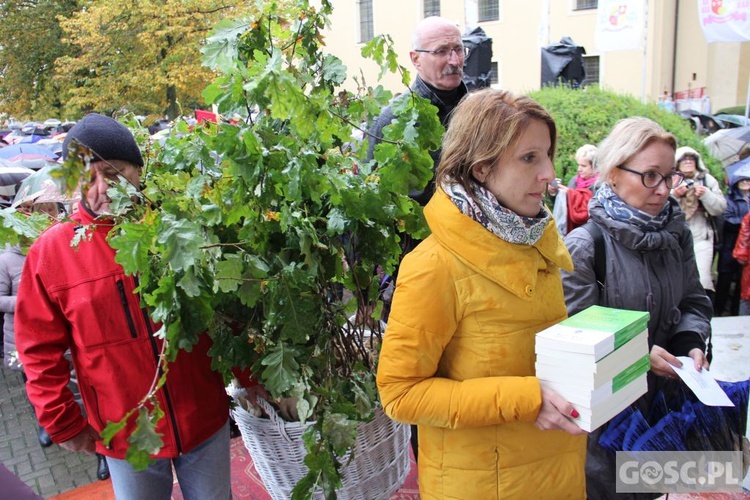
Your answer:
[529,86,724,188]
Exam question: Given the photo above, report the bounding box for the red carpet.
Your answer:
[50,437,420,499]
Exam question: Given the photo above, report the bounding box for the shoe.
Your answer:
[96,453,110,481]
[37,425,53,448]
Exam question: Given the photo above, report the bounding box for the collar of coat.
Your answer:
[423,188,573,299]
[411,76,468,116]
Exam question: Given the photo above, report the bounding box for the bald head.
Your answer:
[412,17,461,49]
[410,17,464,90]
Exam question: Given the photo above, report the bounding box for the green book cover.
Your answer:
[612,354,651,392]
[559,305,650,350]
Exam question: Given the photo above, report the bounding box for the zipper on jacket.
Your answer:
[135,276,183,454]
[116,280,138,339]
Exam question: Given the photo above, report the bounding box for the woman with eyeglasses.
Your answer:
[560,117,712,499]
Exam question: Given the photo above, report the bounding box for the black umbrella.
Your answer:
[0,161,35,197]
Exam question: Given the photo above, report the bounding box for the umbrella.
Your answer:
[0,162,35,197]
[4,153,58,170]
[680,110,724,135]
[703,126,750,166]
[0,143,58,160]
[725,156,750,188]
[11,165,80,207]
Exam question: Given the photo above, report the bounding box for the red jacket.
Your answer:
[16,202,229,459]
[733,211,750,301]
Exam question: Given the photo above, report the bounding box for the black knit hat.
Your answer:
[62,113,144,167]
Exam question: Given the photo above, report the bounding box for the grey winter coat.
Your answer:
[563,198,711,352]
[562,196,712,499]
[0,246,25,370]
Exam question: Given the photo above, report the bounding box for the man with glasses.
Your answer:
[365,17,469,462]
[367,16,469,206]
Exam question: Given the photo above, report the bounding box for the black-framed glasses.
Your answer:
[414,46,469,58]
[616,165,685,189]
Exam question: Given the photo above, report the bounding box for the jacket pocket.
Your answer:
[117,279,138,339]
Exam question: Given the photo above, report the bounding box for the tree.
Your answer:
[0,0,80,120]
[2,0,442,497]
[55,0,250,118]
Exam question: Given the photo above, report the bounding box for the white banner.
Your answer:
[595,0,646,52]
[698,0,750,43]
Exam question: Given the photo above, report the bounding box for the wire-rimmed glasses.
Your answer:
[414,46,469,59]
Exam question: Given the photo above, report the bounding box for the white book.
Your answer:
[540,374,642,408]
[535,332,649,390]
[535,305,650,361]
[569,374,649,432]
[537,350,649,405]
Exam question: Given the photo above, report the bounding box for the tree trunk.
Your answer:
[165,84,178,120]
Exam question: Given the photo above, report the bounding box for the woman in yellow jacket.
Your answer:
[377,89,587,499]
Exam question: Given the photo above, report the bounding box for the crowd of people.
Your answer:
[1,14,748,500]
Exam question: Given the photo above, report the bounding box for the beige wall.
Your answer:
[324,0,749,112]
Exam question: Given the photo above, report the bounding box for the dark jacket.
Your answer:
[366,76,468,206]
[16,202,229,459]
[562,196,712,499]
[719,183,750,273]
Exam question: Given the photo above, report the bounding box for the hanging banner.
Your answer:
[698,0,750,43]
[595,0,646,52]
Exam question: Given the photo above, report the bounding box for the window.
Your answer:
[582,56,600,86]
[424,0,440,17]
[490,62,499,85]
[478,0,499,22]
[575,0,598,10]
[358,0,374,43]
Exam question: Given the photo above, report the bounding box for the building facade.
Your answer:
[323,0,750,112]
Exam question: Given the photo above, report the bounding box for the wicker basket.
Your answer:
[231,395,411,500]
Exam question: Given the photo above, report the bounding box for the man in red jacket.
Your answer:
[16,114,233,499]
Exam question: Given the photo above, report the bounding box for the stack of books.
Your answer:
[535,305,651,432]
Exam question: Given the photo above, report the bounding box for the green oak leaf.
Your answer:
[260,343,300,395]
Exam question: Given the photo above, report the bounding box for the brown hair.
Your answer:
[436,89,557,197]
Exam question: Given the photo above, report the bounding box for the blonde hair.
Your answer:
[595,117,676,183]
[575,144,597,164]
[436,89,557,196]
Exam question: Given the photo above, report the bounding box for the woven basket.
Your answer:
[231,395,411,500]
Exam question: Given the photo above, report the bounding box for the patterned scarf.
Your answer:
[442,180,550,245]
[595,182,672,232]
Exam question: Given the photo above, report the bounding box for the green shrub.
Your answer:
[529,86,724,188]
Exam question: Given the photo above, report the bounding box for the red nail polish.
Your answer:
[570,409,580,419]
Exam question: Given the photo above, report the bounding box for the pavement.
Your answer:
[0,316,748,498]
[0,366,101,498]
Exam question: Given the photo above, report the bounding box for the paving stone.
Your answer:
[15,460,32,477]
[19,467,49,482]
[36,472,56,490]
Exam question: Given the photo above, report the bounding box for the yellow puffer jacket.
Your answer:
[377,188,586,499]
